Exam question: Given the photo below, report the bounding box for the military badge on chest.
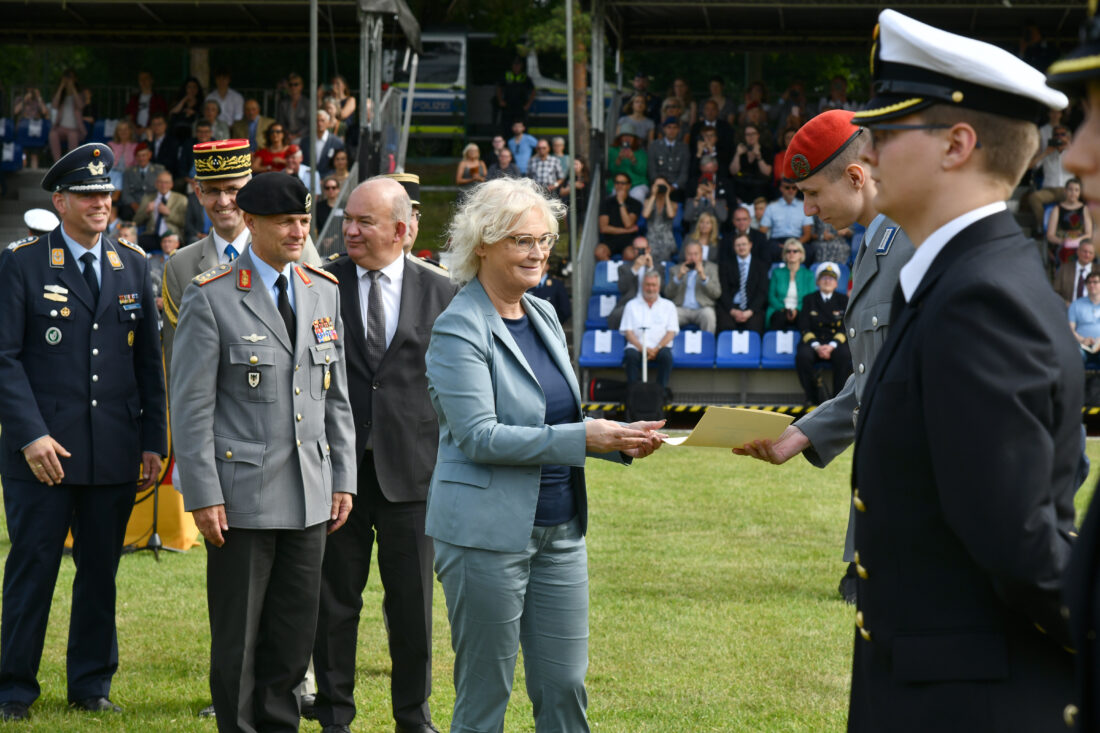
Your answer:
[312,317,338,343]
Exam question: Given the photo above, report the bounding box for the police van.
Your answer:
[383,31,570,140]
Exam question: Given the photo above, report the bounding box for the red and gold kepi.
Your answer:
[193,139,252,181]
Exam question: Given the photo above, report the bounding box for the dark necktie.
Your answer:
[1079,268,1089,299]
[365,270,386,371]
[80,251,99,306]
[737,258,749,309]
[155,194,166,235]
[276,274,295,345]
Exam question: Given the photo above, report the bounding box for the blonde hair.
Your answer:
[783,237,805,258]
[445,177,566,285]
[462,142,480,159]
[689,212,718,246]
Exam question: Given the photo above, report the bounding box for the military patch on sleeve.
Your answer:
[117,237,146,256]
[303,263,338,284]
[193,263,232,286]
[6,235,38,252]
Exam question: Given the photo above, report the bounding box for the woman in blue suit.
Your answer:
[425,177,665,732]
[765,238,817,329]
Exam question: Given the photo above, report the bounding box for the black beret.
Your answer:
[236,172,312,216]
[41,142,115,193]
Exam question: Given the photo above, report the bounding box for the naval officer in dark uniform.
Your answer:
[847,11,1080,732]
[0,142,167,721]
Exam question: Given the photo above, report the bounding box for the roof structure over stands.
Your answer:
[0,0,1087,47]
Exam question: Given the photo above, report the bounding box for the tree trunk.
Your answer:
[573,47,589,163]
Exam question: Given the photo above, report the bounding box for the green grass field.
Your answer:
[4,439,1099,732]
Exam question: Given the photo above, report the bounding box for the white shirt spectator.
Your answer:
[205,88,245,126]
[620,295,679,351]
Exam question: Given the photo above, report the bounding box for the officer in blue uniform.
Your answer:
[0,143,167,721]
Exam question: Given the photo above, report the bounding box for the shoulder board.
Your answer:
[303,263,338,284]
[6,235,38,252]
[192,263,233,286]
[326,251,344,262]
[118,237,145,255]
[407,254,450,277]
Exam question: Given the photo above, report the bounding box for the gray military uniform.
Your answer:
[170,245,355,527]
[792,215,914,559]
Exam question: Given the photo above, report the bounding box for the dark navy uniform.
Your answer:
[0,143,166,717]
[795,286,851,404]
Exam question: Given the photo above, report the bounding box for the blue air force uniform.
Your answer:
[0,143,166,713]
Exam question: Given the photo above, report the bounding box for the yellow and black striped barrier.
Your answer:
[584,403,1100,417]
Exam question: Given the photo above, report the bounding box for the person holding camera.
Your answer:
[1024,123,1075,263]
[666,241,720,333]
[606,236,654,330]
[642,177,678,263]
[48,70,85,163]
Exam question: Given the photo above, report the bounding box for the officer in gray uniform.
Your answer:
[734,111,914,602]
[170,172,356,732]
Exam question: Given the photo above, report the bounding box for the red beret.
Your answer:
[135,141,150,152]
[783,110,864,182]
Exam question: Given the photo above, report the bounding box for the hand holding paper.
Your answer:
[662,406,793,448]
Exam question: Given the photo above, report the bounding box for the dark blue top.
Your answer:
[502,313,578,526]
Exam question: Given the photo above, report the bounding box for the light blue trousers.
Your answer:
[434,517,590,733]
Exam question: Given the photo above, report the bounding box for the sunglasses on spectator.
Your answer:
[784,248,802,254]
[324,184,339,190]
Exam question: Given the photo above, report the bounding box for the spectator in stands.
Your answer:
[311,109,344,176]
[818,75,856,113]
[195,99,229,141]
[178,120,213,184]
[795,264,852,405]
[760,180,812,253]
[529,259,571,325]
[666,241,720,332]
[168,76,204,141]
[116,221,137,244]
[1056,239,1100,306]
[738,81,771,125]
[528,138,565,196]
[598,174,643,257]
[706,76,736,126]
[125,71,168,137]
[647,117,690,191]
[606,236,654,328]
[717,231,768,333]
[642,176,679,262]
[108,118,139,170]
[551,136,570,174]
[766,238,815,329]
[558,156,590,218]
[495,57,535,133]
[617,94,656,143]
[1024,123,1074,241]
[669,78,696,127]
[285,147,313,191]
[742,103,776,149]
[772,127,798,189]
[808,216,852,267]
[690,126,723,182]
[487,134,506,169]
[620,71,661,122]
[507,120,538,175]
[327,75,358,149]
[315,175,342,232]
[487,147,518,180]
[456,142,488,189]
[48,69,84,163]
[1069,271,1100,369]
[230,98,274,152]
[205,70,243,126]
[1047,177,1092,261]
[80,88,96,131]
[147,114,180,179]
[690,99,734,170]
[659,98,691,142]
[730,203,772,262]
[684,210,720,263]
[774,81,809,136]
[730,124,773,205]
[751,197,767,229]
[1039,106,1064,148]
[607,127,648,202]
[134,170,186,247]
[329,148,350,187]
[321,98,345,140]
[621,270,678,390]
[148,231,180,312]
[276,72,311,145]
[119,143,164,220]
[684,156,729,228]
[13,87,48,169]
[252,124,298,173]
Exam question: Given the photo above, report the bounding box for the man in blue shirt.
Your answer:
[507,120,538,176]
[1069,271,1100,367]
[759,181,812,258]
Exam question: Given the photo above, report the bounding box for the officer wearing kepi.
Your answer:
[0,142,166,721]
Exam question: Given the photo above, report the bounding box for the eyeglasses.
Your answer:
[323,184,339,190]
[270,128,284,134]
[201,186,243,199]
[412,210,422,221]
[506,233,559,252]
[784,249,802,255]
[614,179,630,186]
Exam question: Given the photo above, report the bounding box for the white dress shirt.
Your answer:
[213,228,250,264]
[356,255,405,350]
[899,201,1006,302]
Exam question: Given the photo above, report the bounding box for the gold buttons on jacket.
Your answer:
[852,489,866,512]
[249,355,259,364]
[871,315,878,327]
[296,439,302,446]
[296,413,303,422]
[225,450,233,459]
[859,627,872,642]
[855,612,871,640]
[856,611,865,628]
[854,551,869,580]
[325,355,331,363]
[295,387,301,395]
[1065,703,1078,728]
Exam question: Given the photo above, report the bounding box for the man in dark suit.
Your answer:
[716,229,767,333]
[313,177,458,733]
[1048,13,1100,731]
[846,11,1081,731]
[689,99,734,170]
[147,114,180,179]
[1055,239,1100,306]
[794,265,851,404]
[647,117,691,191]
[311,109,345,178]
[0,143,167,721]
[722,205,772,264]
[229,98,274,152]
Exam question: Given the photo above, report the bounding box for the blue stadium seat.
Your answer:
[578,329,626,368]
[716,330,762,369]
[671,330,715,368]
[0,119,11,142]
[584,293,618,330]
[592,260,619,295]
[1043,203,1056,232]
[0,142,23,173]
[16,118,50,150]
[761,330,799,369]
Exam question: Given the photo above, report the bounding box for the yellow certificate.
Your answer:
[662,406,794,448]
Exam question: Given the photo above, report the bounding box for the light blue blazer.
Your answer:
[425,277,627,553]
